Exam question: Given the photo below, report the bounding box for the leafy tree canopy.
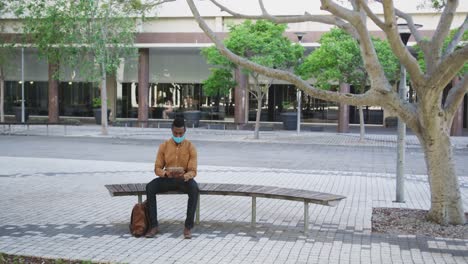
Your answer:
[297,28,398,92]
[203,20,304,75]
[202,68,236,97]
[226,20,304,71]
[19,0,84,66]
[202,20,304,98]
[15,0,138,81]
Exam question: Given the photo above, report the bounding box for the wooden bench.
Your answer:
[105,183,345,233]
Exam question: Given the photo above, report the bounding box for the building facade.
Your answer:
[1,0,467,130]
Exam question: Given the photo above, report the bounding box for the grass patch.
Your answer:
[0,253,110,264]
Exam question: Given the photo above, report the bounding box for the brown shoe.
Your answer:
[183,227,192,239]
[145,226,159,238]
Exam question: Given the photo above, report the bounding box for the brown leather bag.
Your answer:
[129,200,150,237]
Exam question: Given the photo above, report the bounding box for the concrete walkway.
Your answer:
[2,123,468,149]
[0,125,467,263]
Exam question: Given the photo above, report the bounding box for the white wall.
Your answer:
[121,48,211,83]
[141,1,468,33]
[153,0,468,18]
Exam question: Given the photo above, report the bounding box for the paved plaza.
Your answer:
[0,125,467,263]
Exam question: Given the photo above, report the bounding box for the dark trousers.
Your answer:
[146,178,199,229]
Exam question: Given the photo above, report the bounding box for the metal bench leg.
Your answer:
[64,125,67,135]
[138,194,142,203]
[304,201,309,233]
[251,196,256,228]
[46,124,49,136]
[196,193,200,225]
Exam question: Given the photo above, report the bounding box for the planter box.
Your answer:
[167,111,184,119]
[13,107,29,123]
[93,109,110,125]
[281,112,298,130]
[184,110,201,128]
[385,116,398,128]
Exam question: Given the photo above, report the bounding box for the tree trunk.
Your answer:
[254,96,262,139]
[420,130,465,225]
[337,83,349,133]
[101,65,108,135]
[358,106,365,141]
[0,67,4,123]
[48,63,60,123]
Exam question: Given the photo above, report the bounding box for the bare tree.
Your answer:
[186,0,467,225]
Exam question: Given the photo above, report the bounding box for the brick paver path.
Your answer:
[0,156,466,263]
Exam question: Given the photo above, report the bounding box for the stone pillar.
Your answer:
[107,75,117,122]
[234,67,248,125]
[138,48,149,125]
[48,62,59,123]
[450,77,463,136]
[337,83,350,133]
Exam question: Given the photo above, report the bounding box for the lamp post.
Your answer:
[21,47,25,123]
[395,23,422,203]
[294,32,305,134]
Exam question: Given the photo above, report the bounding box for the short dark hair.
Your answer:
[172,117,186,129]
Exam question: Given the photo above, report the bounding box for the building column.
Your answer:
[48,62,59,123]
[450,77,463,136]
[234,67,248,125]
[337,83,350,133]
[138,48,149,125]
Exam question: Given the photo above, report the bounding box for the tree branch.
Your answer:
[188,0,383,107]
[358,0,386,30]
[430,44,468,95]
[258,0,271,19]
[445,73,468,117]
[444,15,468,57]
[380,0,425,88]
[375,0,424,43]
[321,0,395,94]
[430,0,459,64]
[209,0,356,34]
[320,0,359,22]
[187,0,420,127]
[145,0,177,7]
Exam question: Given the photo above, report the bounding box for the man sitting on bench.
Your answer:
[145,117,199,239]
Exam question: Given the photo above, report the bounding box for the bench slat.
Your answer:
[137,183,147,192]
[127,183,138,194]
[199,182,220,191]
[116,184,129,194]
[111,184,137,196]
[120,184,131,193]
[124,183,134,193]
[104,184,119,196]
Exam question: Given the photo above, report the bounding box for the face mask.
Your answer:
[172,135,185,144]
